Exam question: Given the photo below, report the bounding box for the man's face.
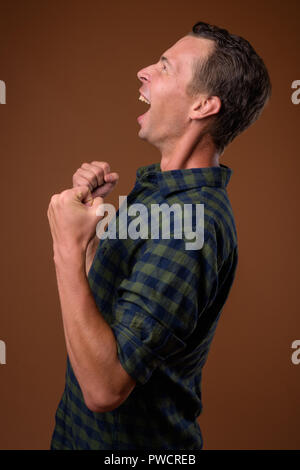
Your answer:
[137,35,215,148]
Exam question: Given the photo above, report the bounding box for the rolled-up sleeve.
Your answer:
[110,235,216,386]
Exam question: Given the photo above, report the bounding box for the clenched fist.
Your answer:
[72,161,119,274]
[72,161,119,204]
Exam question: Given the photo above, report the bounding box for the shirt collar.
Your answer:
[136,162,233,196]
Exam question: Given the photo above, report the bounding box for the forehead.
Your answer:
[163,35,215,74]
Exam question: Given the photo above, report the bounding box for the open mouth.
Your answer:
[139,94,151,105]
[138,94,151,122]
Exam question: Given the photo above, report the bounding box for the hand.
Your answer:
[72,161,119,205]
[47,185,104,263]
[72,161,119,274]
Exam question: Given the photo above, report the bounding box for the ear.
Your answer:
[190,95,221,120]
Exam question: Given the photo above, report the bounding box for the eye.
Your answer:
[162,63,167,71]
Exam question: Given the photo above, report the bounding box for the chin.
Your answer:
[138,128,148,141]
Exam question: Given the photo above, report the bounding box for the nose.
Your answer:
[137,66,151,83]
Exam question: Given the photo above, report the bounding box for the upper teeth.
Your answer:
[139,95,150,105]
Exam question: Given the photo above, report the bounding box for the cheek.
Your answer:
[164,96,187,121]
[154,88,181,114]
[152,80,188,120]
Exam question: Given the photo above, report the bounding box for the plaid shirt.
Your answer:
[50,162,238,450]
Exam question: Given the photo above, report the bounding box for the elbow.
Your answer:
[84,398,120,414]
[81,361,137,413]
[82,388,130,413]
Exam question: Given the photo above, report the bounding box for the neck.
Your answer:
[159,128,221,171]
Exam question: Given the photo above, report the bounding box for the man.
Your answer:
[48,21,271,450]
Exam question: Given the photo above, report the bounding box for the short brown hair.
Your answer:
[186,21,272,154]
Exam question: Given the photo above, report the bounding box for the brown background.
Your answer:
[0,0,299,450]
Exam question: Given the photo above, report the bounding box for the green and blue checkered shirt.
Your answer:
[50,162,238,450]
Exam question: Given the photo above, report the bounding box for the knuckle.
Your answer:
[92,161,110,170]
[96,168,104,178]
[60,189,71,200]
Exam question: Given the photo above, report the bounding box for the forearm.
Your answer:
[54,248,121,410]
[85,235,100,276]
